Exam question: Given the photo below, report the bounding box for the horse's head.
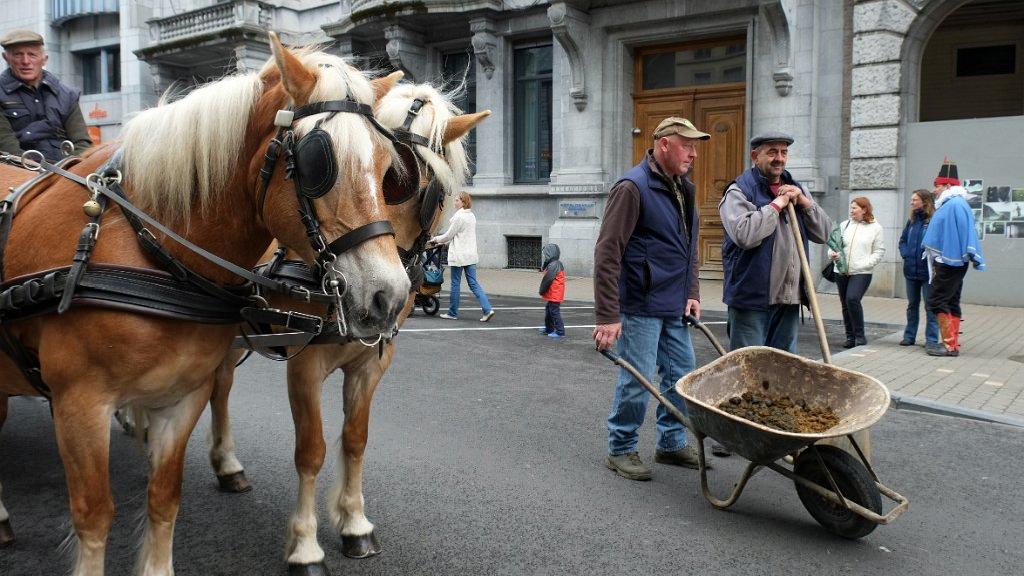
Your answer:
[256,34,411,337]
[372,80,491,255]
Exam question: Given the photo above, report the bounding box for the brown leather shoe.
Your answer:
[654,446,707,469]
[605,452,651,481]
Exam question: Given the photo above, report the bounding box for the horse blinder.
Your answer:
[293,126,338,199]
[382,141,421,206]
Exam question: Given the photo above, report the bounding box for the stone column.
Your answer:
[469,16,507,188]
[849,0,918,296]
[122,0,159,116]
[546,2,604,275]
[233,41,272,73]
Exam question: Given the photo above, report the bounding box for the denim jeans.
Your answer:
[904,277,939,345]
[727,305,800,353]
[607,314,694,455]
[447,264,492,317]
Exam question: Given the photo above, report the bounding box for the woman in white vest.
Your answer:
[828,196,885,348]
[429,191,496,321]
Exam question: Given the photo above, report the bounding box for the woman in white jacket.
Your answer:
[828,196,885,348]
[428,191,496,321]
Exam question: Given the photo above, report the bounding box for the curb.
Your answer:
[890,393,1024,429]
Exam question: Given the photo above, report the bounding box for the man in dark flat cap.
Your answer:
[593,117,713,481]
[719,132,830,354]
[1,29,91,161]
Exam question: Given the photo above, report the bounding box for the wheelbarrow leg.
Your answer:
[696,435,761,509]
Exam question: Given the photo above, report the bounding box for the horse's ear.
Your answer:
[268,31,316,104]
[371,71,404,102]
[442,110,492,145]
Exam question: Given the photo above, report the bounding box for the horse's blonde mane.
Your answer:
[121,73,263,223]
[374,82,471,205]
[120,49,384,223]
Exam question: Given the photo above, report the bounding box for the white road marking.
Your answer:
[402,324,596,333]
[401,321,727,333]
[433,305,595,311]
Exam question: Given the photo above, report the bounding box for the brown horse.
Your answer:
[0,33,410,575]
[204,81,490,574]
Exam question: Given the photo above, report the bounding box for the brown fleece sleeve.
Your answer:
[594,180,640,325]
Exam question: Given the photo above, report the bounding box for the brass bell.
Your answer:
[82,199,103,217]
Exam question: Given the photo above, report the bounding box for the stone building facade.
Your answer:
[2,0,1021,305]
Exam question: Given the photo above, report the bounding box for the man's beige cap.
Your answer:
[1,29,45,49]
[652,117,710,140]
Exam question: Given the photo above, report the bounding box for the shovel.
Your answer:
[786,202,871,461]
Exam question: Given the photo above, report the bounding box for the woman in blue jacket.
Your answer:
[898,189,939,351]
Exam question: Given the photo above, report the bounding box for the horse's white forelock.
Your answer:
[374,82,471,207]
[120,49,386,224]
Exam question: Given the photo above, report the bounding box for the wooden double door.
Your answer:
[632,41,746,278]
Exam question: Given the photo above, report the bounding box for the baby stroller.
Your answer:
[414,246,446,315]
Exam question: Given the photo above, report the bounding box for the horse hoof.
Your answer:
[287,562,330,576]
[0,519,14,547]
[217,471,253,493]
[341,531,380,558]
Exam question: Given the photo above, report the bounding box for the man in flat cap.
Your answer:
[719,132,830,354]
[593,117,712,480]
[1,29,92,161]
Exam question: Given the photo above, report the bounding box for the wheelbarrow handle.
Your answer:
[684,315,728,357]
[597,348,693,430]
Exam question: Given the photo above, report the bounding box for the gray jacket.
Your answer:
[719,178,831,306]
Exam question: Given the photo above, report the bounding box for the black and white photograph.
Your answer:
[1006,221,1024,238]
[986,185,1012,203]
[1013,188,1024,202]
[986,221,1006,235]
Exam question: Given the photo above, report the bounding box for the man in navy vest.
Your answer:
[593,117,708,481]
[0,29,92,161]
[720,133,830,353]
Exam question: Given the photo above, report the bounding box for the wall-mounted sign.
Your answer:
[88,103,108,119]
[559,200,598,219]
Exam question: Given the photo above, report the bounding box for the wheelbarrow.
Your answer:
[599,316,909,539]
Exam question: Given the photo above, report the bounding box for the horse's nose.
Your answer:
[369,288,402,326]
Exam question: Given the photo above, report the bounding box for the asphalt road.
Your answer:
[1,296,1021,575]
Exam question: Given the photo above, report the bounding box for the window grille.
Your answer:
[506,236,542,269]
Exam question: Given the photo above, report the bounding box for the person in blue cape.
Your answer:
[922,159,985,357]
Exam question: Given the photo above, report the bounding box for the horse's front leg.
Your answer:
[51,388,116,576]
[0,394,13,547]
[136,382,213,576]
[329,347,392,559]
[285,348,331,574]
[208,350,252,493]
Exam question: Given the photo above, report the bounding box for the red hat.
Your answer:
[934,157,960,186]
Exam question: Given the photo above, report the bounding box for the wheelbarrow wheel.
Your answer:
[793,446,882,539]
[422,296,440,316]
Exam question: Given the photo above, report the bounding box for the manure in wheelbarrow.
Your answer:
[718,389,839,433]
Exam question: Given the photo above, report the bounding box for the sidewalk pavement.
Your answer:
[455,268,1024,426]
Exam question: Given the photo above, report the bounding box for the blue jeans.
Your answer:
[607,314,694,455]
[447,264,492,317]
[544,301,565,336]
[904,277,939,345]
[727,305,800,353]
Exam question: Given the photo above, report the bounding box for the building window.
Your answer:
[640,40,746,90]
[442,51,477,177]
[79,46,120,95]
[506,235,542,269]
[956,44,1016,77]
[514,44,552,184]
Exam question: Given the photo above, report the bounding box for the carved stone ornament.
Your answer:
[763,1,794,97]
[547,2,590,111]
[470,17,496,80]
